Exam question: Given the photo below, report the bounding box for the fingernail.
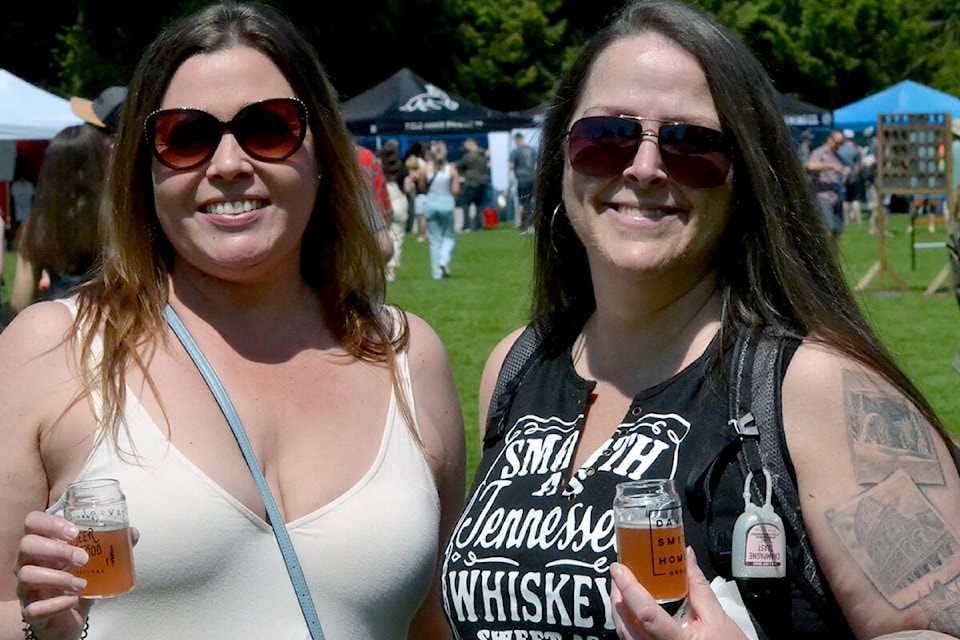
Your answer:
[610,563,623,580]
[72,548,89,566]
[70,577,87,592]
[64,523,79,539]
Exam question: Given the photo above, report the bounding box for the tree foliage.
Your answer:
[1,0,958,114]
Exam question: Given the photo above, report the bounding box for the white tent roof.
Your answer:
[0,69,83,140]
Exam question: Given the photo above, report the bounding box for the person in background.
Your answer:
[70,86,128,141]
[10,85,128,310]
[355,142,395,262]
[0,206,6,311]
[11,123,110,314]
[806,129,849,251]
[950,118,960,375]
[418,140,460,280]
[796,129,813,165]
[405,142,429,241]
[8,159,35,246]
[837,129,863,226]
[379,139,410,282]
[4,3,464,639]
[860,128,882,235]
[441,0,960,638]
[455,137,490,233]
[509,131,537,230]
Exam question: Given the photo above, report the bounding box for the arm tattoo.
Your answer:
[826,371,960,625]
[826,470,960,609]
[842,370,944,486]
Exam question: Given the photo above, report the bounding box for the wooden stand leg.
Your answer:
[856,203,908,292]
[924,264,955,298]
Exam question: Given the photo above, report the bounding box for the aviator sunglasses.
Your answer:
[567,115,733,188]
[144,97,308,170]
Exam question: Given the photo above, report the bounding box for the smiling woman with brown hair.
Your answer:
[441,0,960,638]
[2,3,464,639]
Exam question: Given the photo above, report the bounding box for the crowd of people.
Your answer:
[802,124,958,241]
[2,1,960,640]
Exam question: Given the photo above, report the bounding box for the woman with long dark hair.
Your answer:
[11,123,109,314]
[441,1,960,637]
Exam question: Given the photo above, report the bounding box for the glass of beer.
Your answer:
[614,479,687,610]
[64,478,136,598]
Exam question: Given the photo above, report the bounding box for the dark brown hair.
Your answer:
[18,123,109,278]
[531,0,951,445]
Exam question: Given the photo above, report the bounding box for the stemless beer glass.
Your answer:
[614,479,688,609]
[64,478,136,598]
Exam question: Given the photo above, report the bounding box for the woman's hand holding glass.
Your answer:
[17,511,140,640]
[16,511,93,640]
[611,548,750,640]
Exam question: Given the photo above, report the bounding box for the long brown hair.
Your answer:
[18,123,108,278]
[75,1,409,442]
[531,0,953,452]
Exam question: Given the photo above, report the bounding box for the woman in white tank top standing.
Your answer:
[1,4,465,640]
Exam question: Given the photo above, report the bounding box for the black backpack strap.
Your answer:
[483,325,545,451]
[730,327,850,633]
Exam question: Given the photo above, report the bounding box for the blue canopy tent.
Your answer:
[833,80,960,132]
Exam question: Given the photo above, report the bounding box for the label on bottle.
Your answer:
[743,522,783,568]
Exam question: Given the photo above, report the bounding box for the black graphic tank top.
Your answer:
[442,331,845,639]
[442,334,739,639]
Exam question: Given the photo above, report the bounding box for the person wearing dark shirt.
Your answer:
[455,138,490,232]
[441,1,960,638]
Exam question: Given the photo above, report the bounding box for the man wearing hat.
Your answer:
[70,86,127,135]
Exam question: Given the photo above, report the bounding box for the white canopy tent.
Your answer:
[0,69,82,141]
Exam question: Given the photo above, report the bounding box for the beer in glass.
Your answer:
[614,479,687,609]
[65,478,136,598]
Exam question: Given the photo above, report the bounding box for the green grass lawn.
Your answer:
[383,227,535,478]
[384,218,960,478]
[4,215,958,481]
[836,214,960,434]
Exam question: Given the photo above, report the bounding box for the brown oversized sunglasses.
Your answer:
[144,97,308,170]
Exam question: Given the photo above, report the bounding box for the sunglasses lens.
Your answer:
[567,116,731,188]
[149,110,221,170]
[145,99,307,170]
[568,117,642,177]
[232,99,306,162]
[658,124,732,188]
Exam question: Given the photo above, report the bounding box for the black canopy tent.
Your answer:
[340,68,535,136]
[778,92,832,129]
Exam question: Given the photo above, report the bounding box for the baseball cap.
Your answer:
[843,129,855,139]
[70,86,127,134]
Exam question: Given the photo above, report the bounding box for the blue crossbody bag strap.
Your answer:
[165,304,326,640]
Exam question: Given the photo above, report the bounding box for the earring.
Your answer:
[550,203,563,254]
